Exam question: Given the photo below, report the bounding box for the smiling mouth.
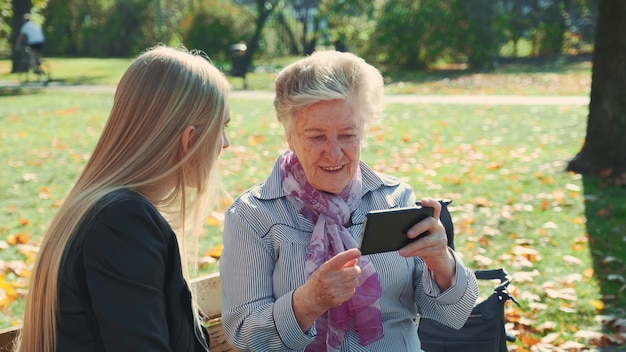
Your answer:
[321,165,343,171]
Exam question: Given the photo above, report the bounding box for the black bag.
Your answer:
[417,268,519,352]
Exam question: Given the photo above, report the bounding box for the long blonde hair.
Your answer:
[14,45,231,352]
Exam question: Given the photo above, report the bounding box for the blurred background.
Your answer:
[0,0,598,74]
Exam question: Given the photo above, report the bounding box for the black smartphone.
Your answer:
[358,206,435,255]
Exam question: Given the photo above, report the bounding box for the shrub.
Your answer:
[181,0,252,62]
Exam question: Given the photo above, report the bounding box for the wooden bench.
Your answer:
[190,273,235,352]
[0,325,18,351]
[0,273,235,351]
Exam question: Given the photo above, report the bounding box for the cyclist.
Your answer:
[15,13,45,72]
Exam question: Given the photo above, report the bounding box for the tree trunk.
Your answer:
[10,0,33,73]
[276,12,300,55]
[237,0,276,86]
[302,16,319,56]
[566,0,626,176]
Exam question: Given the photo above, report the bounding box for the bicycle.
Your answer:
[15,46,50,85]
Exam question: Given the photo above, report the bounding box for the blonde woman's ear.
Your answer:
[181,126,196,155]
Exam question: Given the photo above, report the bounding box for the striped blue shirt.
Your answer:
[220,160,478,351]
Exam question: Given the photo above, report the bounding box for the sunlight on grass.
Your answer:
[2,55,592,96]
[1,90,623,349]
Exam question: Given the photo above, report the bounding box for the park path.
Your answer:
[30,82,591,106]
[231,90,590,106]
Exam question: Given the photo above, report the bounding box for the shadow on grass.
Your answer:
[0,74,104,97]
[59,75,109,85]
[583,175,626,348]
[383,53,592,86]
[0,85,46,97]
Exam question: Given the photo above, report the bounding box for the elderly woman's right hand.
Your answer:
[292,248,362,332]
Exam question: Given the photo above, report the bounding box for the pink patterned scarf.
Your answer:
[280,151,384,351]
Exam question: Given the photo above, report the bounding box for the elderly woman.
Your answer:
[220,51,478,351]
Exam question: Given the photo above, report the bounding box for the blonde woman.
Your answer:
[15,45,231,352]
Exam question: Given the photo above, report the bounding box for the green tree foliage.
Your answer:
[43,0,158,57]
[370,0,429,70]
[0,0,15,53]
[41,0,198,57]
[43,0,105,56]
[455,0,499,69]
[322,0,593,69]
[318,0,376,53]
[290,0,320,55]
[369,0,496,70]
[528,0,567,55]
[1,0,598,68]
[181,0,252,62]
[233,0,279,77]
[496,0,596,57]
[270,0,327,56]
[100,0,158,56]
[322,0,501,70]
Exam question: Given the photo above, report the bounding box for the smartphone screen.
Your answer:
[358,206,434,255]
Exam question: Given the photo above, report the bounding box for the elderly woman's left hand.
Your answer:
[398,197,457,291]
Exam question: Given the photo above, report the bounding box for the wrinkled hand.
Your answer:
[306,248,361,309]
[399,197,456,290]
[293,248,361,331]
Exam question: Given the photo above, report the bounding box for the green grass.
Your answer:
[1,57,624,350]
[2,54,592,95]
[0,55,297,90]
[0,57,131,86]
[383,55,592,96]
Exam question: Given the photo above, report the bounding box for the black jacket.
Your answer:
[57,189,209,351]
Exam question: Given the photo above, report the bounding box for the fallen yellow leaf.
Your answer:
[590,299,605,311]
[207,244,224,259]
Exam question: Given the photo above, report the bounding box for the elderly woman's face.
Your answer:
[288,100,362,194]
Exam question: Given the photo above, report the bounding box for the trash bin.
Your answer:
[229,43,248,78]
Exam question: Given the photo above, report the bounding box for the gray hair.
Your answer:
[274,51,384,137]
